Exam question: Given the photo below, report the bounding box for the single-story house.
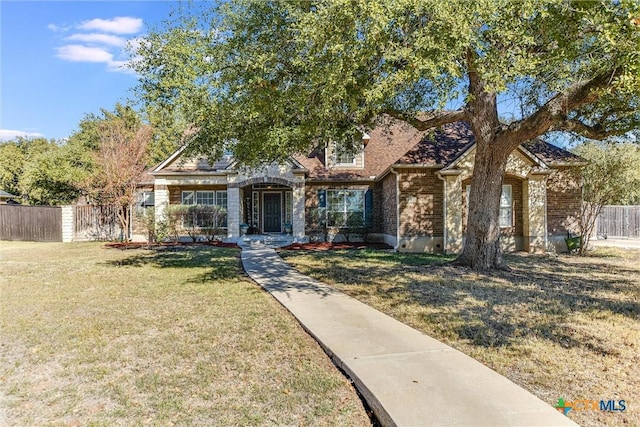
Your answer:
[150,120,584,253]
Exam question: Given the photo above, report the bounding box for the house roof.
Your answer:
[152,143,233,174]
[295,118,430,180]
[396,121,475,167]
[521,139,585,165]
[152,118,582,181]
[0,190,17,198]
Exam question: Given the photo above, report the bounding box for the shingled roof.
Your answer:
[522,139,585,165]
[396,121,475,166]
[156,118,581,180]
[296,119,583,180]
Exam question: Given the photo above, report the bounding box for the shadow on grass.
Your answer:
[283,250,640,355]
[103,247,242,282]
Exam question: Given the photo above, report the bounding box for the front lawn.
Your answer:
[280,248,640,427]
[0,242,370,426]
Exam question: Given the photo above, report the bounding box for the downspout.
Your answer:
[436,172,448,254]
[390,168,401,251]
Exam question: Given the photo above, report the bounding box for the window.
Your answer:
[326,190,365,227]
[180,190,228,227]
[284,191,293,224]
[196,191,215,205]
[216,191,228,227]
[333,142,357,166]
[252,192,259,227]
[182,191,194,205]
[499,185,513,228]
[216,191,228,209]
[466,184,513,228]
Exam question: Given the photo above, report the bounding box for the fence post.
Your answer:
[61,206,74,242]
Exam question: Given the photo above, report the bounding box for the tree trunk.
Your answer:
[455,138,512,270]
[117,204,131,241]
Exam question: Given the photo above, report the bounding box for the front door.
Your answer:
[263,193,282,232]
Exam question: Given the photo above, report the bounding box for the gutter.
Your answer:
[436,171,448,254]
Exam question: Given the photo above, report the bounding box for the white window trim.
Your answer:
[326,189,365,228]
[499,184,513,228]
[182,191,195,205]
[330,141,361,167]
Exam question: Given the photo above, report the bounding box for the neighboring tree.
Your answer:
[573,142,640,255]
[0,140,25,197]
[0,137,83,205]
[145,103,190,165]
[83,120,152,241]
[134,0,640,269]
[70,103,143,151]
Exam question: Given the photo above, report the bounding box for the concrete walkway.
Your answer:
[241,246,576,427]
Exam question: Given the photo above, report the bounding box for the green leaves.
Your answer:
[133,0,640,166]
[574,141,640,205]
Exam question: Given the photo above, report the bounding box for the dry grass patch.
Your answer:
[0,242,370,426]
[280,248,640,427]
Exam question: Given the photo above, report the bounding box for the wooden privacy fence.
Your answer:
[73,205,123,241]
[0,205,62,242]
[597,205,640,238]
[0,204,123,242]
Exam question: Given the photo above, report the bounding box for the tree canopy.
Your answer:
[572,141,640,254]
[0,137,83,205]
[134,0,640,269]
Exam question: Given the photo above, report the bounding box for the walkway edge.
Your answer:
[241,246,577,427]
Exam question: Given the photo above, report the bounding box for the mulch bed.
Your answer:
[104,241,239,250]
[279,242,393,251]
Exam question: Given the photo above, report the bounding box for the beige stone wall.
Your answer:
[461,176,523,235]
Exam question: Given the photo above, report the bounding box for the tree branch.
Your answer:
[383,109,467,131]
[504,67,620,144]
[555,119,619,140]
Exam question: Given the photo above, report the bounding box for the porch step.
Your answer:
[239,234,295,249]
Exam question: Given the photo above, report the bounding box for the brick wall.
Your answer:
[397,169,443,237]
[546,166,582,235]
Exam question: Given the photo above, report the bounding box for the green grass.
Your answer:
[0,242,370,426]
[280,248,640,427]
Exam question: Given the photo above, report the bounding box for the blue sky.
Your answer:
[1,0,176,141]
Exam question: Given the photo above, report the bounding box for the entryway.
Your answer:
[263,193,282,232]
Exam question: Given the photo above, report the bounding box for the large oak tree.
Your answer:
[134,0,640,269]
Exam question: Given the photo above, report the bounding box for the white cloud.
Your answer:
[47,23,71,32]
[78,16,143,34]
[67,33,126,47]
[50,16,143,73]
[56,44,114,63]
[55,44,136,74]
[0,130,44,141]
